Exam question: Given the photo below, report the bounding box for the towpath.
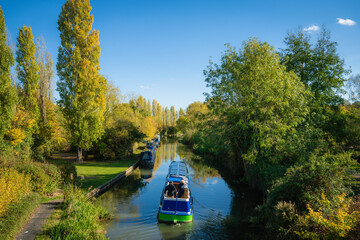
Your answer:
[15,198,63,240]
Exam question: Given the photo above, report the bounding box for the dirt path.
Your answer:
[15,198,63,240]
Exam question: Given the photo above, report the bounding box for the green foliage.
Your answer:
[50,186,110,240]
[96,119,145,160]
[204,39,310,169]
[16,26,40,123]
[281,27,349,106]
[0,7,17,141]
[266,152,353,212]
[13,161,61,195]
[57,0,106,160]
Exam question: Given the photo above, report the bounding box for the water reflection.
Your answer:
[98,141,263,240]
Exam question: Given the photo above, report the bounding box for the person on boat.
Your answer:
[178,179,186,198]
[164,181,177,198]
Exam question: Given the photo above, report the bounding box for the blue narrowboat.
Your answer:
[157,161,193,223]
[139,148,155,168]
[146,141,155,150]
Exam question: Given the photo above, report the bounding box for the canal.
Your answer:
[96,141,263,239]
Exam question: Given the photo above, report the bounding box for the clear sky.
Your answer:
[1,0,359,109]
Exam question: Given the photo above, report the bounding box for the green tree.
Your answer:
[281,27,350,142]
[204,39,311,175]
[281,27,349,106]
[0,7,17,141]
[57,0,106,161]
[179,107,185,117]
[16,26,40,123]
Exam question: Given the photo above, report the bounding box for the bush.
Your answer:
[266,152,353,212]
[293,193,360,240]
[0,168,31,216]
[14,161,61,195]
[50,186,110,239]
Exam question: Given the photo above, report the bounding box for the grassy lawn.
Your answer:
[76,158,138,190]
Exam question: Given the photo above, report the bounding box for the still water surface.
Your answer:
[97,141,263,240]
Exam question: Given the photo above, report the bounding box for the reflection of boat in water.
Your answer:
[157,161,193,223]
[139,168,153,179]
[154,134,160,148]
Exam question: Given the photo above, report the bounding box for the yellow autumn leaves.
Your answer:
[0,168,31,216]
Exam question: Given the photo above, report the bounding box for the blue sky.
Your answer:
[1,0,359,109]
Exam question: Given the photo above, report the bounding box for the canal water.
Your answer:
[97,141,263,240]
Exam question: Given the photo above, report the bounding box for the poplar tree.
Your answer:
[0,7,17,139]
[16,26,40,122]
[57,0,106,161]
[152,99,157,116]
[170,105,176,126]
[179,107,185,117]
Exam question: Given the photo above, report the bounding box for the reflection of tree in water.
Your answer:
[96,168,147,213]
[175,143,221,183]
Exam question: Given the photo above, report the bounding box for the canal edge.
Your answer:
[87,160,140,199]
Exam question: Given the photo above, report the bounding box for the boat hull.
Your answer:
[157,212,193,223]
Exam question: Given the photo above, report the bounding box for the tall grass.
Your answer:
[0,192,42,240]
[50,185,111,240]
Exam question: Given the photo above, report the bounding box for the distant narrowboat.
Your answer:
[139,148,155,168]
[157,161,193,223]
[146,141,155,150]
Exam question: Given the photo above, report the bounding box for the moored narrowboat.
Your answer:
[139,148,155,168]
[157,161,193,223]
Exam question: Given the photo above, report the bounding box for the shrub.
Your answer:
[266,152,353,212]
[0,168,31,216]
[14,161,61,195]
[293,193,360,240]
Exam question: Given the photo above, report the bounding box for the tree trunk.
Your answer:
[77,147,83,162]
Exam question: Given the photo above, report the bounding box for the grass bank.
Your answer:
[0,193,42,240]
[76,157,139,190]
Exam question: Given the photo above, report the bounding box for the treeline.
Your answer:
[179,29,360,238]
[0,1,183,238]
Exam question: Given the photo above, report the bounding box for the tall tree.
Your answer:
[57,0,106,161]
[205,39,310,175]
[179,107,185,117]
[152,99,157,117]
[281,27,349,106]
[170,105,176,126]
[16,26,40,122]
[36,37,54,125]
[0,7,17,140]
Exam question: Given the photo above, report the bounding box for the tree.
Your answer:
[170,105,176,126]
[16,26,40,124]
[204,39,311,175]
[36,37,54,125]
[57,0,106,161]
[347,74,360,102]
[281,27,349,106]
[0,7,17,141]
[281,27,350,142]
[179,107,185,117]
